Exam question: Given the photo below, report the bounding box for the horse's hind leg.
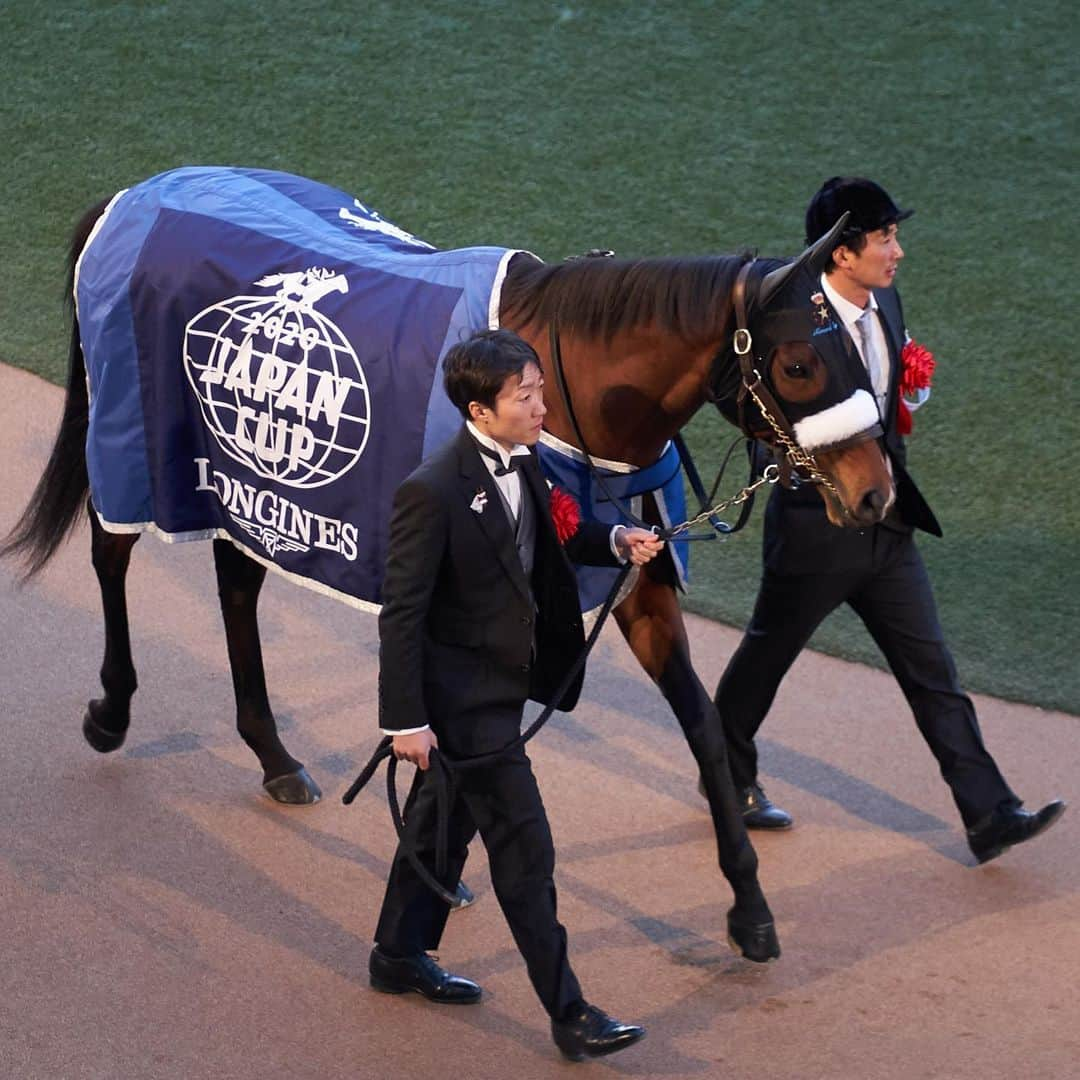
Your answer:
[84,509,139,752]
[613,561,780,961]
[213,538,321,805]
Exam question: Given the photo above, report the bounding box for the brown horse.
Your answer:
[1,172,891,957]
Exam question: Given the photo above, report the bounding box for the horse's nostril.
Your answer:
[861,489,886,520]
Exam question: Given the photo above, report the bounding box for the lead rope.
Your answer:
[673,431,760,537]
[343,557,633,905]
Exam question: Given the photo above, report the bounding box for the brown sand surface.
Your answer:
[1,362,1075,1080]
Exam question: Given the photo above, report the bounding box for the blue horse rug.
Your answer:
[75,166,524,609]
[75,166,693,613]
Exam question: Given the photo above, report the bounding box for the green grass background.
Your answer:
[3,1,1076,713]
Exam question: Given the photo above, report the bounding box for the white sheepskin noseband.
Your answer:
[792,389,880,451]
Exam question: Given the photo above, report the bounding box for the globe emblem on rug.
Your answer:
[183,268,370,489]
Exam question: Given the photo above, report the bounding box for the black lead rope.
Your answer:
[342,560,634,905]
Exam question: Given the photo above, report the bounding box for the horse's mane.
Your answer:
[500,252,753,345]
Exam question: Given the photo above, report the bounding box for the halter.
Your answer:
[730,260,846,500]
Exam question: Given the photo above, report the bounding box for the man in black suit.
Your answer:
[370,329,663,1061]
[715,177,1065,864]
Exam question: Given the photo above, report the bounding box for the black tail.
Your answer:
[0,199,111,579]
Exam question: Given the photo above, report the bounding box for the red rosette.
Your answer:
[896,339,935,434]
[899,340,935,396]
[549,486,581,544]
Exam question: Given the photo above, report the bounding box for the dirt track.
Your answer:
[1,362,1075,1080]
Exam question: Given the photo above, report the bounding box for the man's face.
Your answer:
[473,361,547,449]
[833,223,904,295]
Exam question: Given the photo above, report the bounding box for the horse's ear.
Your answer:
[757,212,851,308]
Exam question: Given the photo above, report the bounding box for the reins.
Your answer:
[343,557,633,905]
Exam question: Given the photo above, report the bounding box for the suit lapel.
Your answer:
[455,429,532,602]
[824,295,874,397]
[520,453,556,544]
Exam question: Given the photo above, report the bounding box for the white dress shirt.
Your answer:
[466,421,533,518]
[820,273,891,413]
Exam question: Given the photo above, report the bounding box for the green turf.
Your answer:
[3,1,1076,712]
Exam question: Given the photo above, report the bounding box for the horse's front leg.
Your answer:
[613,563,779,961]
[213,539,321,805]
[83,507,139,752]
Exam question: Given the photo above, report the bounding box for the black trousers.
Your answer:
[373,742,582,1020]
[715,527,1019,828]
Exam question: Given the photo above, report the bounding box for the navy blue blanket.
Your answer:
[75,167,522,609]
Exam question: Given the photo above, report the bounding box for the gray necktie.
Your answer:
[856,307,887,414]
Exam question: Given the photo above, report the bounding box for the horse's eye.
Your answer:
[784,363,808,379]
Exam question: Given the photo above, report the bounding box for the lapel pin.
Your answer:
[470,489,488,514]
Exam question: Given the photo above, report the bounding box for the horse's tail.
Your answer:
[0,199,111,580]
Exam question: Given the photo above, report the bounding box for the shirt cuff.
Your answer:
[380,724,430,736]
[609,524,628,563]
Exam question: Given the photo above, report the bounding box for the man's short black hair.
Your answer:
[443,329,540,419]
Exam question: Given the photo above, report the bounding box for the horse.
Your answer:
[1,168,892,949]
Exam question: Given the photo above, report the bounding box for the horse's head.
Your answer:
[734,218,894,528]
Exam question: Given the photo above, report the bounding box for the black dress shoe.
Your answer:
[368,947,482,1003]
[727,907,781,963]
[449,880,475,910]
[552,1003,645,1061]
[967,800,1066,864]
[742,784,794,830]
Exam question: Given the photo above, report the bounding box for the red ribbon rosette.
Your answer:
[896,339,935,435]
[549,486,581,544]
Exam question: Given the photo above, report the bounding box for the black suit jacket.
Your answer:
[378,426,619,756]
[762,284,942,575]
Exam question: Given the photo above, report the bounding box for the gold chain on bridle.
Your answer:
[730,260,849,513]
[649,322,852,540]
[665,463,780,538]
[740,366,846,504]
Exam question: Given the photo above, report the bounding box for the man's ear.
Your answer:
[468,400,487,423]
[831,242,853,269]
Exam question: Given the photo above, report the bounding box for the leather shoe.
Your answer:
[967,800,1066,864]
[727,907,781,963]
[552,1003,645,1061]
[368,947,481,1003]
[742,783,793,830]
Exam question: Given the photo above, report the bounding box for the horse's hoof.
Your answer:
[82,703,127,753]
[263,768,322,805]
[726,908,780,963]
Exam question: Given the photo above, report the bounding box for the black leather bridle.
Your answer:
[728,259,880,497]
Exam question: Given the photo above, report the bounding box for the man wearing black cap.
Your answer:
[713,177,1065,864]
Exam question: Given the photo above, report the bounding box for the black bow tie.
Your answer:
[475,441,526,477]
